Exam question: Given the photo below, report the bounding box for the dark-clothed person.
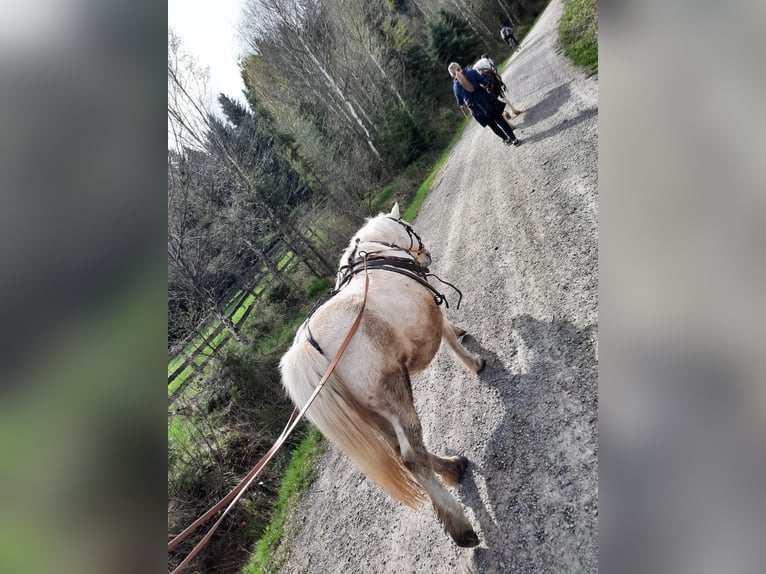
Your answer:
[448,62,521,146]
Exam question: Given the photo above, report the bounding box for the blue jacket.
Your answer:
[452,69,502,126]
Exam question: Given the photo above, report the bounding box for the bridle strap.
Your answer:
[168,256,373,573]
[366,239,427,256]
[344,218,427,269]
[386,216,426,254]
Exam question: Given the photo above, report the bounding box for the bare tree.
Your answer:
[167,147,253,347]
[242,0,383,159]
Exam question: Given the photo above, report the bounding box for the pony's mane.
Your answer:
[356,214,400,243]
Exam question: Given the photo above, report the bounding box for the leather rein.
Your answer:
[168,257,375,574]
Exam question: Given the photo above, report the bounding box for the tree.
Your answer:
[169,30,313,349]
[428,8,485,65]
[167,146,253,348]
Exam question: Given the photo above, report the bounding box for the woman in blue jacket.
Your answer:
[448,62,522,147]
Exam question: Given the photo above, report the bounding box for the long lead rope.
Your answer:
[168,255,373,574]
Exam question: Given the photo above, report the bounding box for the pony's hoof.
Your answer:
[475,358,486,374]
[454,529,480,548]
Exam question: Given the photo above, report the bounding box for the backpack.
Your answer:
[473,57,505,99]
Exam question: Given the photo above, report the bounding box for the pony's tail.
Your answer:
[280,342,426,508]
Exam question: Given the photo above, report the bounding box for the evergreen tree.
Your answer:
[218,94,250,128]
[428,9,484,65]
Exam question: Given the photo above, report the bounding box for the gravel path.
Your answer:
[275,1,598,571]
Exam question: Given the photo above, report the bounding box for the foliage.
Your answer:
[559,0,598,75]
[375,103,430,169]
[220,348,285,410]
[168,344,297,574]
[428,9,485,66]
[302,276,334,299]
[218,93,250,128]
[403,116,471,221]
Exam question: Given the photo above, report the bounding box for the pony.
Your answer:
[279,203,485,547]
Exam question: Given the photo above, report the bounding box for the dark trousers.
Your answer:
[485,113,516,142]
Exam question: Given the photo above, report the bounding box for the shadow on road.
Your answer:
[456,315,598,572]
[517,82,573,129]
[514,82,597,146]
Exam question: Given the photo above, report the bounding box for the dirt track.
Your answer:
[275,0,598,571]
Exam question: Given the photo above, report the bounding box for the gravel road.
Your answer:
[275,0,598,571]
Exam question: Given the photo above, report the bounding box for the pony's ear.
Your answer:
[389,203,400,219]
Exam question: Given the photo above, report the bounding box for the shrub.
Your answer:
[302,276,334,299]
[559,0,598,75]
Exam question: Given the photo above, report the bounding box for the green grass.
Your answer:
[242,427,324,574]
[231,294,255,324]
[168,282,263,386]
[559,0,598,76]
[369,151,434,214]
[168,353,187,376]
[168,321,223,376]
[168,364,194,397]
[223,288,247,315]
[371,182,398,213]
[168,413,194,449]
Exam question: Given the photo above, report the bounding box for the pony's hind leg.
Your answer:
[443,318,485,374]
[429,454,469,487]
[356,405,467,487]
[449,322,466,339]
[378,364,479,548]
[365,412,468,487]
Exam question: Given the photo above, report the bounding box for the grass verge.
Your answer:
[559,0,598,76]
[242,426,324,574]
[403,117,470,221]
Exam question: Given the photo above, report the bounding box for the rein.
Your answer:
[168,256,374,574]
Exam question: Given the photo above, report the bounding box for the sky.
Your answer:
[168,0,249,108]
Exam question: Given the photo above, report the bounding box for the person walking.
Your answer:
[448,62,521,147]
[472,55,524,124]
[500,23,521,51]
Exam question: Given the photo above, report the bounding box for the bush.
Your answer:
[559,0,598,76]
[376,104,430,169]
[219,347,289,420]
[302,276,334,299]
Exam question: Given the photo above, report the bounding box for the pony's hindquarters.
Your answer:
[279,339,426,508]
